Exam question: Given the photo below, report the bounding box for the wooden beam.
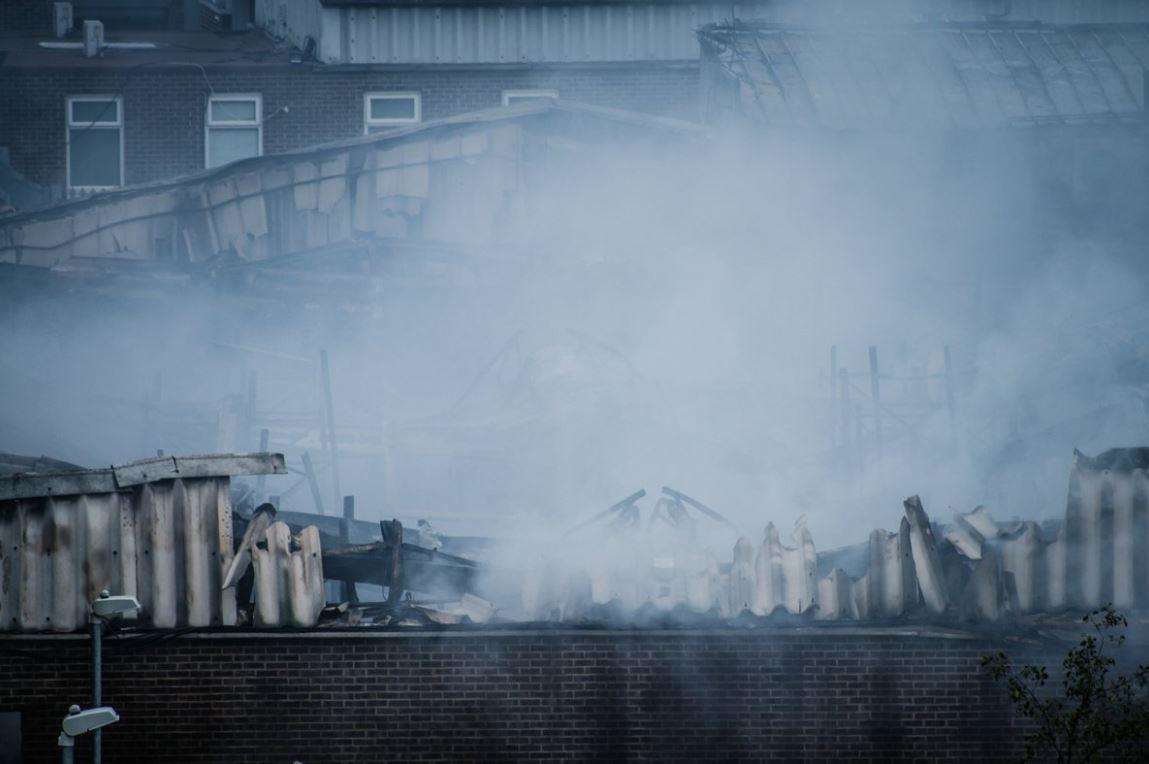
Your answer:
[382,519,404,608]
[341,495,358,604]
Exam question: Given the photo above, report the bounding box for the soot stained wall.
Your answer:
[0,630,1038,762]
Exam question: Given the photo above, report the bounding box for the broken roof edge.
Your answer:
[0,100,707,228]
[0,452,286,502]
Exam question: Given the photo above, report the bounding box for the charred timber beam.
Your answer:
[383,519,404,608]
[341,495,358,604]
[565,489,646,534]
[322,527,480,599]
[661,486,738,530]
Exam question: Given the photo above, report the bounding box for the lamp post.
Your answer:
[90,591,140,764]
[58,704,119,764]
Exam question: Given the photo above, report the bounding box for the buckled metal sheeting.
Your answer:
[524,449,1149,623]
[0,453,285,632]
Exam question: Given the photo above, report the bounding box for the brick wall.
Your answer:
[0,63,700,190]
[0,0,51,33]
[0,630,1045,762]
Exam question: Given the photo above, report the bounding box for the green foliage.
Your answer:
[981,606,1149,762]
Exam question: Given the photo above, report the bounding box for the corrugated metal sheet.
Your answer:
[272,0,1149,65]
[251,522,325,628]
[1063,450,1149,611]
[0,453,285,632]
[320,3,767,63]
[701,23,1149,129]
[532,450,1149,623]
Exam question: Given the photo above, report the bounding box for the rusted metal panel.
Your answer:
[0,454,285,632]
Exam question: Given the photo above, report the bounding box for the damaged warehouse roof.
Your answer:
[699,22,1149,129]
[0,101,704,277]
[0,450,495,633]
[515,447,1149,628]
[3,446,1147,634]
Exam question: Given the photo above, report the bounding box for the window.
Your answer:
[502,89,558,107]
[205,94,262,169]
[363,92,421,134]
[66,95,123,190]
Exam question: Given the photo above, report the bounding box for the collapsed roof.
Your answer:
[0,101,704,288]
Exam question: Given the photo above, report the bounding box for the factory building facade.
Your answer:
[0,0,746,199]
[7,0,1149,202]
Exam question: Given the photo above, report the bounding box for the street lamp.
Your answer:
[58,705,119,764]
[90,590,140,764]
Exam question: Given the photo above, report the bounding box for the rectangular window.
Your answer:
[206,94,262,169]
[502,89,559,107]
[66,95,123,190]
[363,92,421,134]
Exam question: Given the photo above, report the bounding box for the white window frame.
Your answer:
[501,89,559,107]
[363,92,422,134]
[205,93,263,169]
[65,95,124,192]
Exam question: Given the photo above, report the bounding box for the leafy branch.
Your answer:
[982,605,1149,762]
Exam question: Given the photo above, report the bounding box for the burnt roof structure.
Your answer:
[0,101,703,294]
[699,22,1149,130]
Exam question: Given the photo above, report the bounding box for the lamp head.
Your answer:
[62,706,119,737]
[91,592,140,619]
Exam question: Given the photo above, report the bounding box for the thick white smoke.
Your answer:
[2,116,1148,603]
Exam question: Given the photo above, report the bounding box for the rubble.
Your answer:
[3,446,1147,633]
[518,447,1149,627]
[321,527,481,598]
[903,495,949,615]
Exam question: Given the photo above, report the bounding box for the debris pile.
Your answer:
[2,447,1145,632]
[518,448,1149,625]
[224,503,325,628]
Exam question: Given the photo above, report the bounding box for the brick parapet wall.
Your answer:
[0,63,701,190]
[0,629,1049,762]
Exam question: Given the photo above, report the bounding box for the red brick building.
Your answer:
[0,0,734,198]
[6,0,1148,201]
